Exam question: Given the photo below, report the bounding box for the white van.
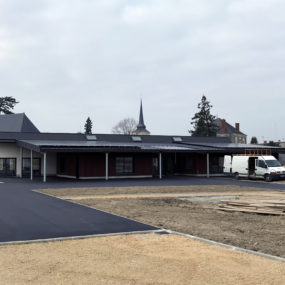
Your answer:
[224,155,285,182]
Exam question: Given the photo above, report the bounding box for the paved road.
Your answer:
[0,179,157,243]
[0,176,284,243]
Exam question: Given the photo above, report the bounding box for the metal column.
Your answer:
[43,153,47,183]
[30,150,33,181]
[159,153,162,179]
[206,153,210,178]
[105,152,109,180]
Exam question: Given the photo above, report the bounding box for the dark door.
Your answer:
[165,156,174,175]
[152,157,159,177]
[75,157,80,179]
[0,158,16,177]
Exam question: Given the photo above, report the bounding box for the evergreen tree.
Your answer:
[84,117,93,135]
[267,140,278,147]
[190,95,218,136]
[0,97,19,114]
[250,136,258,144]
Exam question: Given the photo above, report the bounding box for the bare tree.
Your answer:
[112,118,138,135]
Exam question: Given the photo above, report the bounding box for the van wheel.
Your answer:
[264,175,272,182]
[234,172,239,180]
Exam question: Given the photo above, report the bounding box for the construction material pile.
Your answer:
[218,193,285,215]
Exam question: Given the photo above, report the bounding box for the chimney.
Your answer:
[235,123,240,132]
[264,140,267,145]
[221,119,226,133]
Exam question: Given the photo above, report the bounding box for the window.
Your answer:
[173,137,183,142]
[265,160,281,167]
[22,158,41,177]
[0,158,16,177]
[131,136,142,142]
[116,157,134,174]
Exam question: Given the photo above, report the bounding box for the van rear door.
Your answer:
[224,155,232,174]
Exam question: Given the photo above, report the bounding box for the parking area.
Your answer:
[0,176,284,243]
[0,178,157,243]
[0,176,284,284]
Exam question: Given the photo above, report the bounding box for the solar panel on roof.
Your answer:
[86,135,97,140]
[131,136,142,142]
[172,137,183,142]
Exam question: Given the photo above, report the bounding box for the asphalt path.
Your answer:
[0,179,158,243]
[0,176,284,243]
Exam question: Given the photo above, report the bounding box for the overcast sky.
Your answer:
[0,0,284,142]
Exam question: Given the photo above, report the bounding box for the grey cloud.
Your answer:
[0,0,284,141]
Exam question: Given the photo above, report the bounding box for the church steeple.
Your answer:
[138,99,146,129]
[133,100,150,135]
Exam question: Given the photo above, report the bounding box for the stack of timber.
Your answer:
[218,193,285,215]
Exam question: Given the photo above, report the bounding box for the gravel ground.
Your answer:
[0,233,284,285]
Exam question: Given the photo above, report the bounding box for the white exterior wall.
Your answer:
[0,143,22,176]
[43,152,57,176]
[0,143,56,177]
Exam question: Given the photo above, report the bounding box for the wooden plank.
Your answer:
[217,193,285,215]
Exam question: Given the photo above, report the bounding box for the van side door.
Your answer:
[255,159,267,177]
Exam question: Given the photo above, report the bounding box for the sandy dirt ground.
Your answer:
[38,185,271,197]
[0,233,284,285]
[38,186,285,257]
[38,184,285,258]
[63,191,280,200]
[70,196,285,258]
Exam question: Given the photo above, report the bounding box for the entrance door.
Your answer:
[152,157,159,177]
[0,158,17,177]
[165,156,174,175]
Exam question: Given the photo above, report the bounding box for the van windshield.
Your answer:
[265,160,281,167]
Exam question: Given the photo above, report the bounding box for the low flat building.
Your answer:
[0,113,283,182]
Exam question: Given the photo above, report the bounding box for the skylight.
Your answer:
[172,137,183,142]
[131,136,142,142]
[86,135,97,141]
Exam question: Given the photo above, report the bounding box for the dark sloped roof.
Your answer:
[214,118,245,135]
[0,113,39,133]
[0,132,232,143]
[16,138,284,153]
[94,134,232,144]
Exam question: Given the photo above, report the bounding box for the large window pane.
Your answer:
[0,159,4,171]
[22,158,41,177]
[116,157,133,174]
[0,158,16,177]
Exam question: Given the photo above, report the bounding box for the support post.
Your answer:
[43,153,47,183]
[19,147,23,178]
[105,152,109,181]
[30,150,33,181]
[206,152,210,178]
[159,152,162,179]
